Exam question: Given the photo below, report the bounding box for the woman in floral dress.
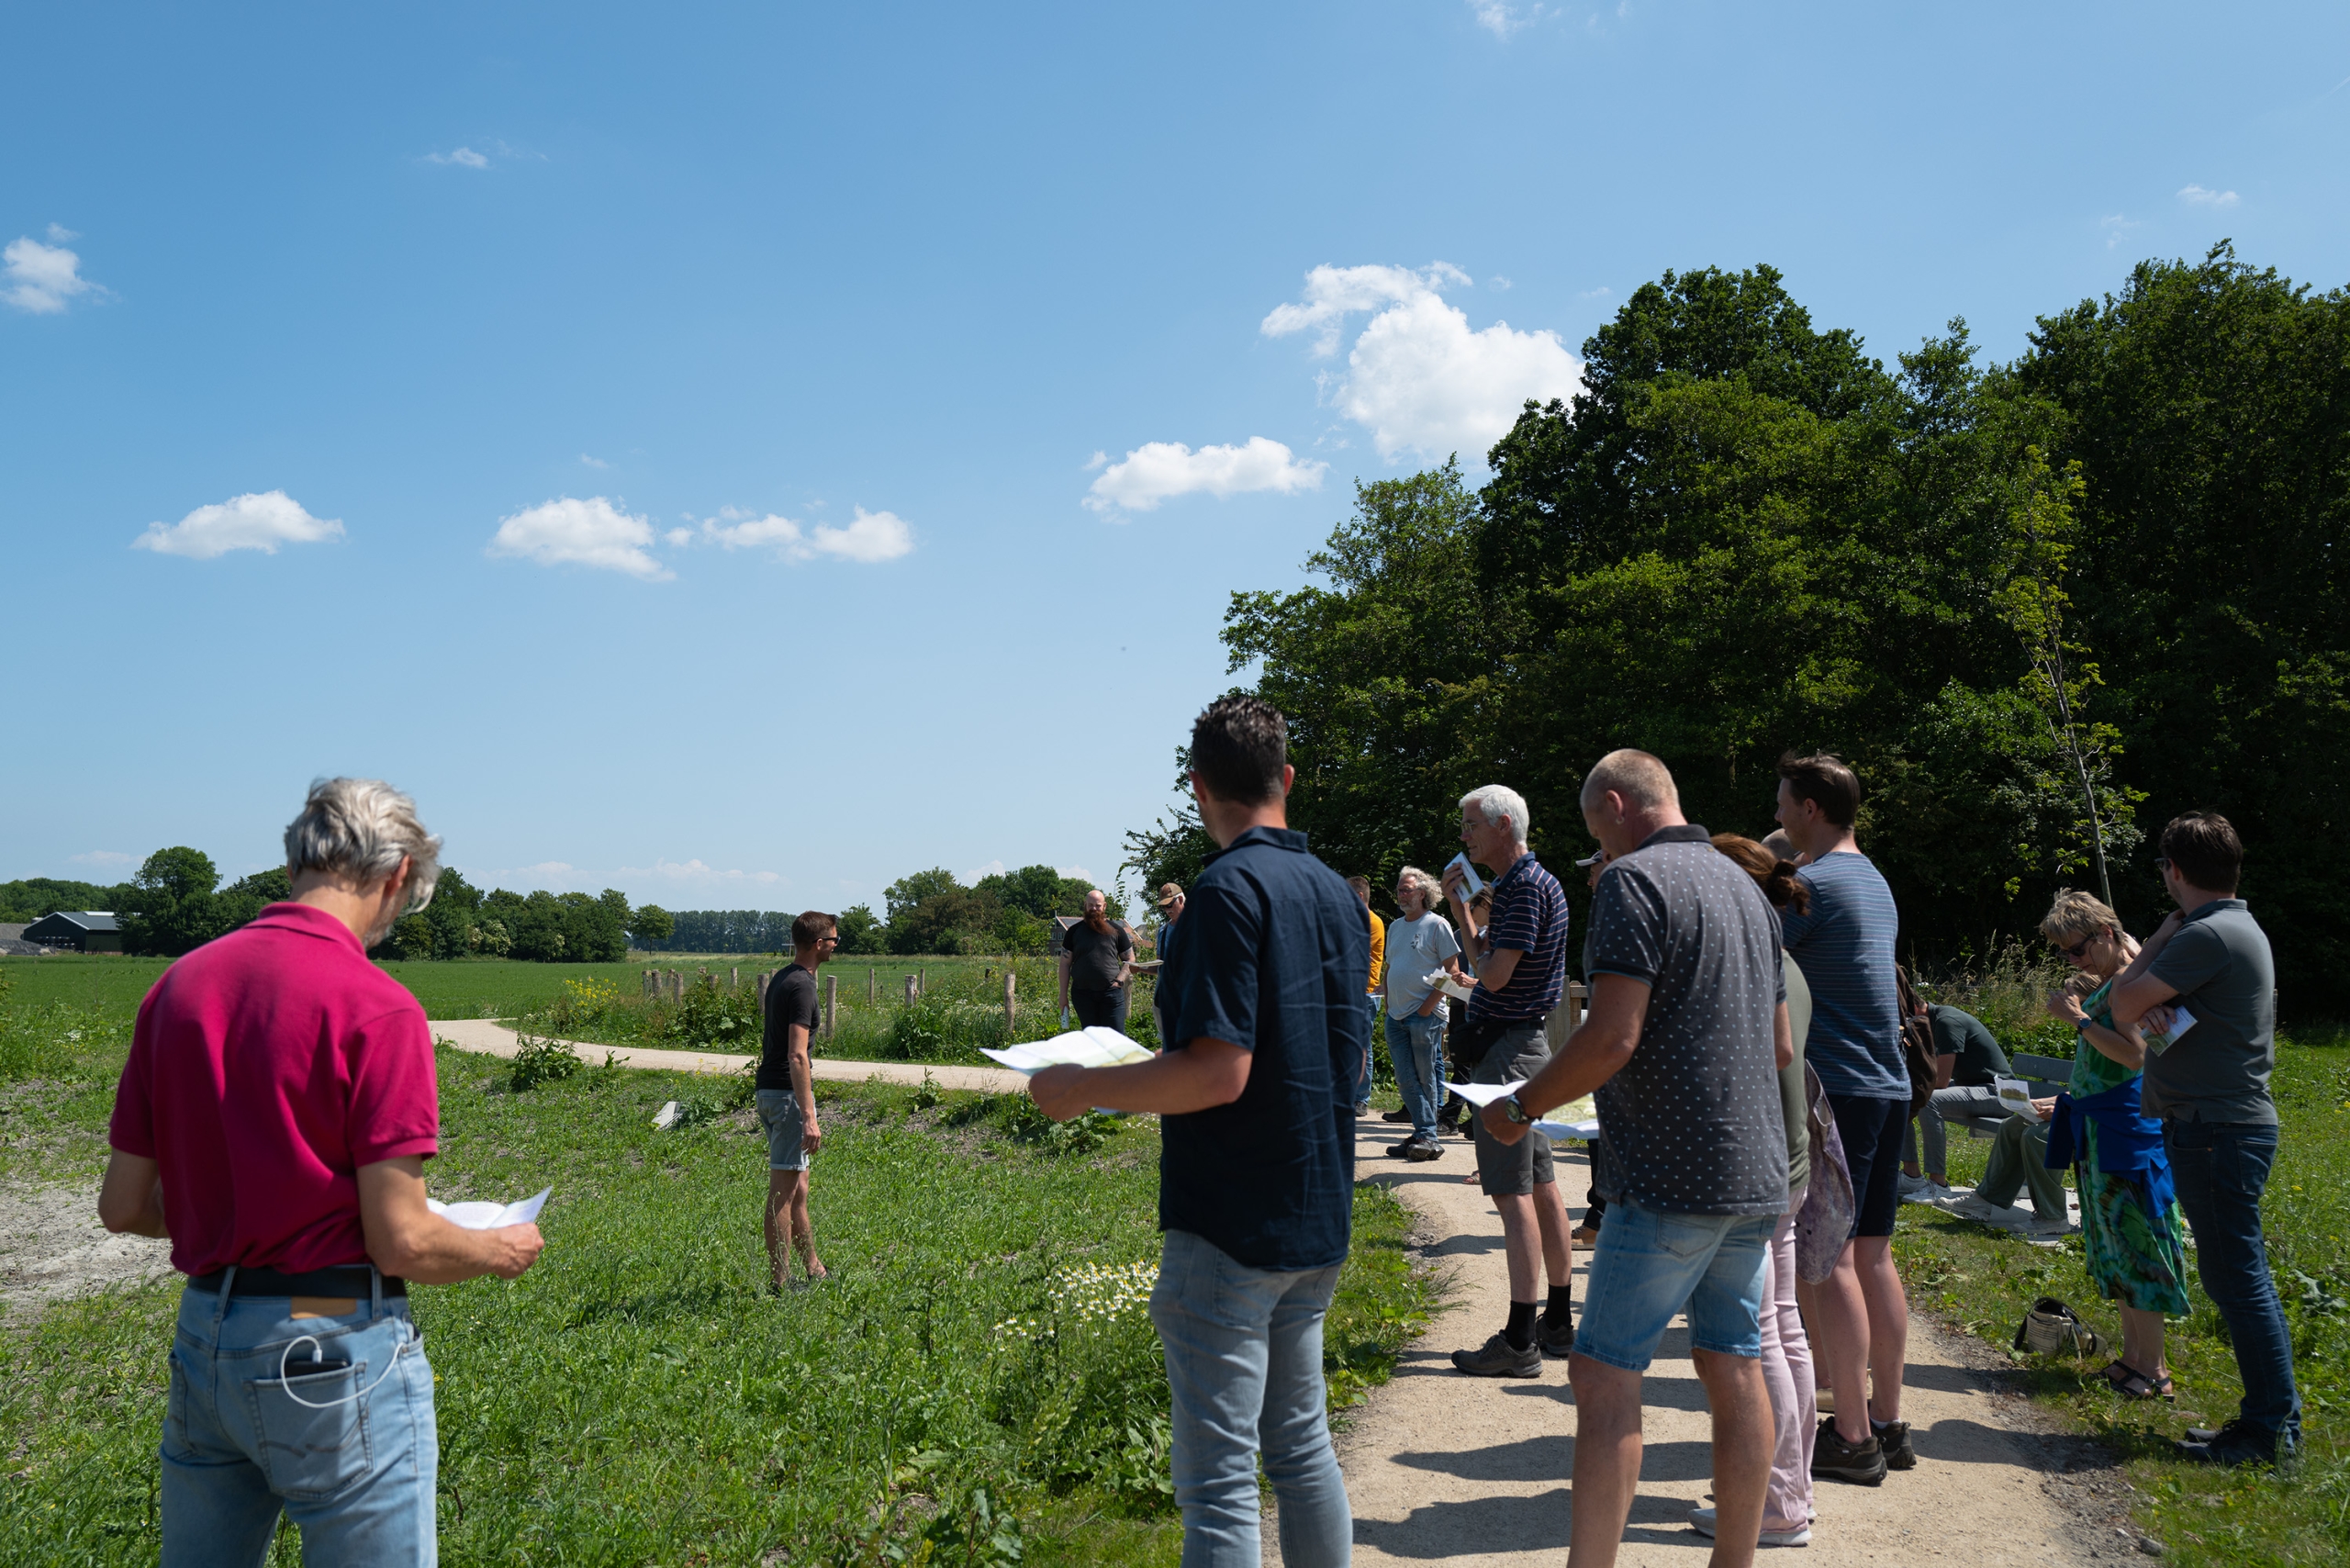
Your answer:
[2041,890,2192,1399]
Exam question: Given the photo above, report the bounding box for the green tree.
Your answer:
[834,903,883,954]
[421,868,483,958]
[629,903,675,949]
[883,868,960,924]
[119,847,228,957]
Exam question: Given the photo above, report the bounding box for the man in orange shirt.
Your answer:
[1346,875,1384,1115]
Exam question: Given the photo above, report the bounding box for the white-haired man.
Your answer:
[1485,749,1792,1566]
[1442,783,1577,1375]
[100,778,543,1565]
[1382,866,1460,1160]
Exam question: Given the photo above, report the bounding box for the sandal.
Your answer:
[2096,1360,2174,1400]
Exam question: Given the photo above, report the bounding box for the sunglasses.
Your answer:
[2054,933,2099,959]
[2154,857,2173,874]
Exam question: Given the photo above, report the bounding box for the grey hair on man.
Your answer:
[1578,749,1680,814]
[1460,784,1531,847]
[1395,865,1441,903]
[284,778,442,913]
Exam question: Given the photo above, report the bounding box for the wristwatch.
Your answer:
[1502,1093,1531,1125]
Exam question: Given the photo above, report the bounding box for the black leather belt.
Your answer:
[187,1264,407,1298]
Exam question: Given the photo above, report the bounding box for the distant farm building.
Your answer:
[21,912,122,953]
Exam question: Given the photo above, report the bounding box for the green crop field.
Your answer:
[0,1006,1437,1564]
[0,952,1019,1025]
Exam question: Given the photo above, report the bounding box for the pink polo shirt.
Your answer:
[109,902,440,1276]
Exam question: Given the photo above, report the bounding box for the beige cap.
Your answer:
[1156,882,1184,907]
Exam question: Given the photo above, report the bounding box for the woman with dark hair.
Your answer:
[2040,890,2191,1401]
[1707,833,1817,1546]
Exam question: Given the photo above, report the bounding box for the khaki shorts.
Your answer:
[1472,1021,1555,1196]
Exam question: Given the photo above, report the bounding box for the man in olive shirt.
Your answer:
[2111,812,2297,1468]
[1900,1003,2009,1193]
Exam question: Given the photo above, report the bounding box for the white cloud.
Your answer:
[578,453,609,469]
[1083,437,1326,514]
[964,859,1007,882]
[1264,263,1583,462]
[2177,185,2239,207]
[1059,866,1094,883]
[616,857,783,886]
[1469,1,1545,37]
[47,223,78,241]
[4,232,105,314]
[664,526,694,546]
[133,490,345,558]
[2101,213,2143,250]
[70,850,132,866]
[487,496,670,580]
[428,147,490,168]
[697,505,915,563]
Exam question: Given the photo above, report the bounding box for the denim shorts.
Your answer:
[1574,1199,1776,1372]
[755,1089,811,1171]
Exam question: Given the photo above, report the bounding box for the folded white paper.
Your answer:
[979,1026,1155,1074]
[2146,1005,2198,1054]
[428,1187,551,1230]
[1994,1077,2048,1122]
[1532,1118,1602,1141]
[1443,853,1485,900]
[1424,969,1475,1002]
[1441,1077,1527,1108]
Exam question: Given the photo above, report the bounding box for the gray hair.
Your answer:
[1460,784,1530,846]
[1580,749,1679,813]
[1395,865,1439,903]
[284,778,442,913]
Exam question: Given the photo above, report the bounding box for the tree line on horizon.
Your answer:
[1123,244,2349,1017]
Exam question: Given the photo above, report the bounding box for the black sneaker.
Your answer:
[1451,1332,1541,1378]
[1874,1419,1915,1470]
[1537,1310,1575,1359]
[2177,1418,2286,1469]
[1382,1107,1414,1123]
[1811,1417,1886,1485]
[1404,1136,1443,1163]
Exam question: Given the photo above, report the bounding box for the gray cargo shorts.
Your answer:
[755,1088,811,1172]
[1472,1020,1555,1196]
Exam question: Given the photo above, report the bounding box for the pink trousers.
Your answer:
[1758,1184,1815,1531]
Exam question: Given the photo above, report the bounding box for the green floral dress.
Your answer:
[2070,980,2191,1315]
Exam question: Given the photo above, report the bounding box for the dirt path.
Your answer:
[428,1018,1029,1094]
[1339,1119,2125,1566]
[0,1182,173,1319]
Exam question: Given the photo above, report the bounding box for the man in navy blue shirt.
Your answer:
[1031,695,1365,1567]
[1441,783,1577,1377]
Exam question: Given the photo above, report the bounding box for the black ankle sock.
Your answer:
[1544,1285,1573,1321]
[1503,1301,1538,1350]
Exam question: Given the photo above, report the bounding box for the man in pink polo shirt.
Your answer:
[100,778,543,1566]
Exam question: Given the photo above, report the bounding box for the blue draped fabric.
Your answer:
[2045,1078,2177,1224]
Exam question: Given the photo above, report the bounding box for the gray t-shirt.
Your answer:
[1383,912,1462,1020]
[1062,919,1134,993]
[2143,899,2277,1126]
[1582,824,1789,1215]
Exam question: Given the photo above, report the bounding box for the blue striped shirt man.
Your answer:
[1779,850,1908,1100]
[1467,853,1569,1024]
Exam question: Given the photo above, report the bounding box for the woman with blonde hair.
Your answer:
[2039,889,2191,1400]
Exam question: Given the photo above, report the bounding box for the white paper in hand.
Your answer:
[2145,1005,2197,1054]
[428,1186,552,1231]
[980,1026,1155,1075]
[1443,853,1485,900]
[1995,1077,2046,1122]
[1441,1077,1527,1108]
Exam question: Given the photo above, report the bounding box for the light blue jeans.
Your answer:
[1351,994,1377,1108]
[1150,1228,1351,1568]
[1383,1010,1444,1138]
[1576,1200,1775,1372]
[162,1270,438,1566]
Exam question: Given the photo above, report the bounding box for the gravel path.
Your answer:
[1335,1119,2121,1566]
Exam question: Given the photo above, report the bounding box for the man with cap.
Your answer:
[1144,883,1184,1044]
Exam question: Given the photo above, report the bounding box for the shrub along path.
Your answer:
[1333,1120,2135,1567]
[431,1016,1027,1093]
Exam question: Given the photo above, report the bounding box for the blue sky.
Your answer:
[6,2,2346,917]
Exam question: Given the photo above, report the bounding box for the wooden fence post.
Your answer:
[824,974,837,1038]
[757,970,772,1013]
[730,966,739,991]
[904,973,918,1007]
[868,967,876,1002]
[643,969,655,999]
[919,967,926,994]
[1003,969,1016,1036]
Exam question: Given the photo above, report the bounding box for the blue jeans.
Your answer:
[1150,1229,1351,1568]
[1576,1200,1775,1372]
[2165,1120,2301,1445]
[1383,1010,1444,1138]
[1351,994,1377,1107]
[162,1271,438,1565]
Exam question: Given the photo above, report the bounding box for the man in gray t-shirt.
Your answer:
[2111,812,2298,1467]
[1484,750,1791,1562]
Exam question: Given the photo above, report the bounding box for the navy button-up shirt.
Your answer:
[1158,825,1368,1271]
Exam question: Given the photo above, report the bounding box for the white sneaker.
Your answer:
[1689,1506,1811,1547]
[1951,1193,2014,1224]
[1897,1172,1934,1198]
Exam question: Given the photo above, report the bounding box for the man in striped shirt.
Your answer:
[1441,783,1578,1376]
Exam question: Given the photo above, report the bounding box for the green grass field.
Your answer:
[1892,1027,2350,1567]
[0,952,1016,1024]
[0,999,1436,1564]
